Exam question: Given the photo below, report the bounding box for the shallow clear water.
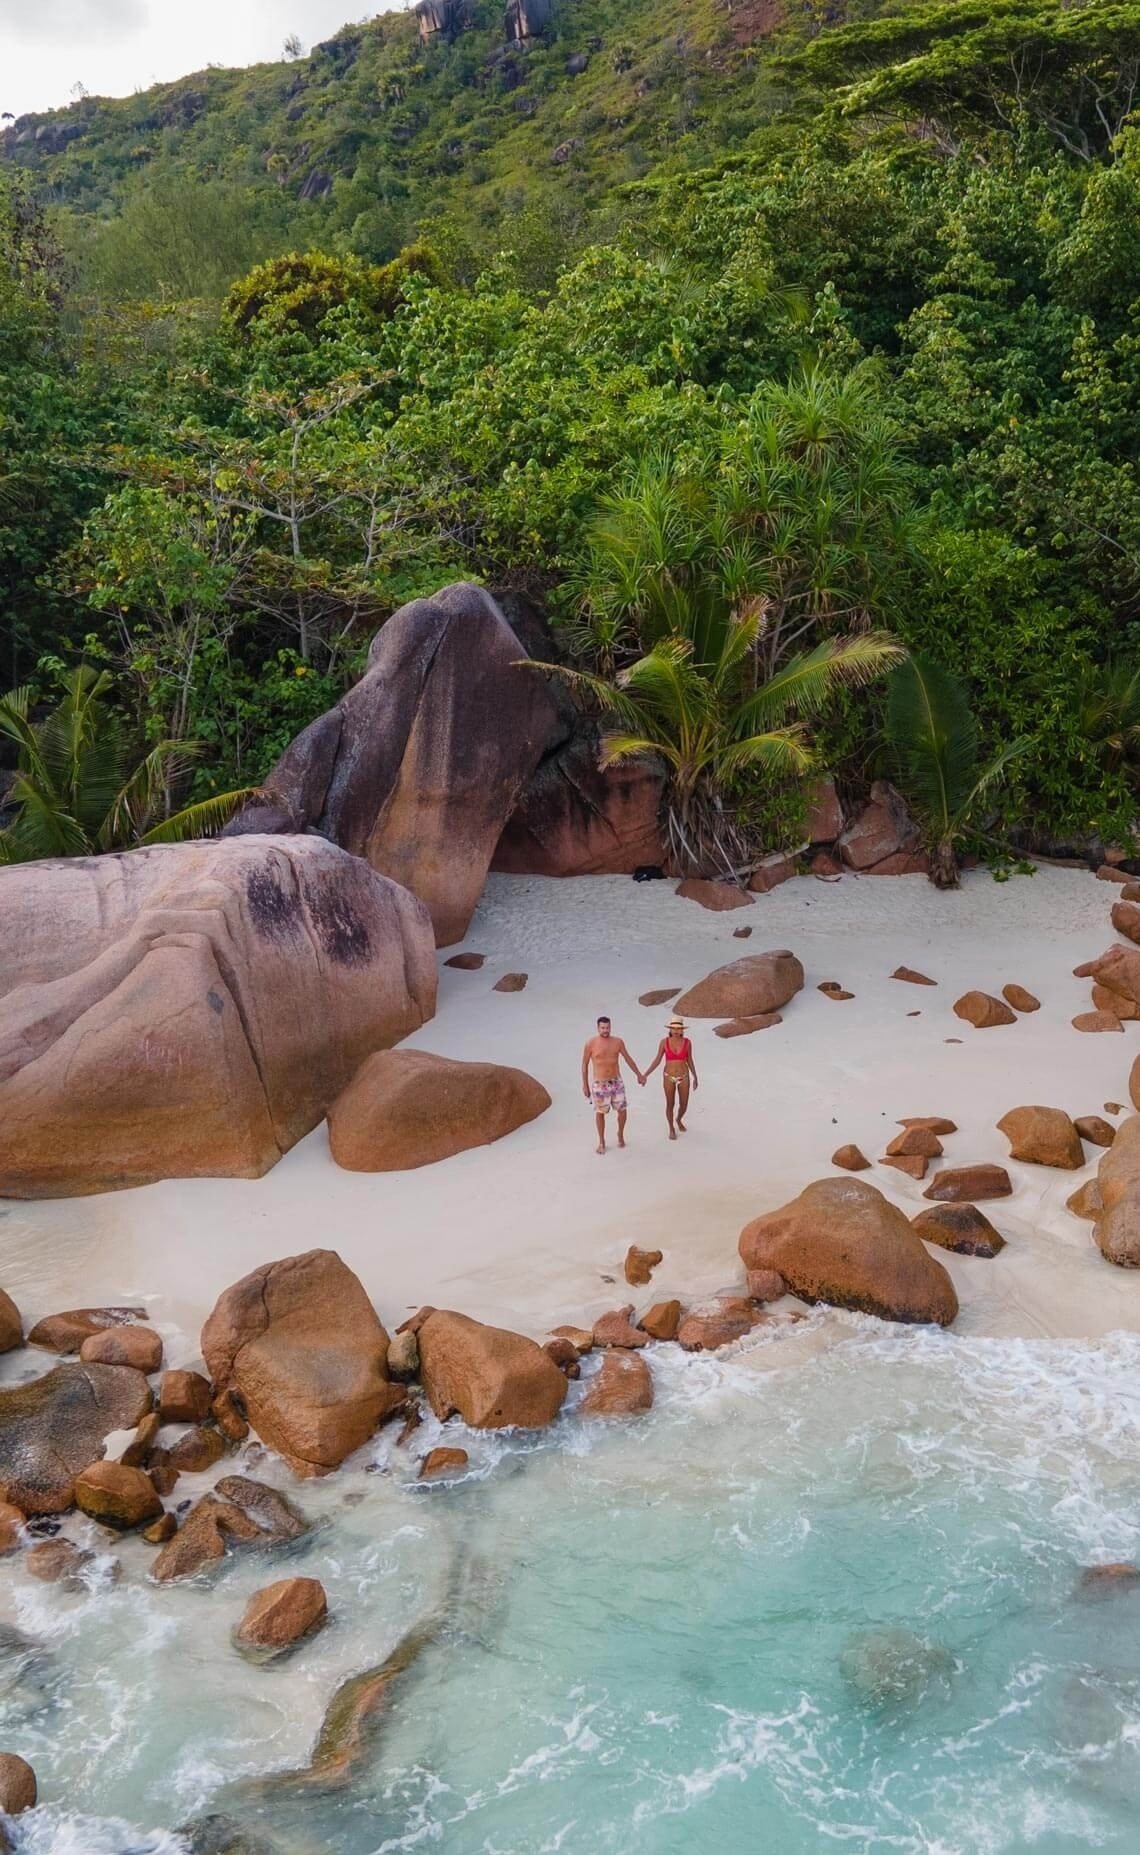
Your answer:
[5,1320,1140,1855]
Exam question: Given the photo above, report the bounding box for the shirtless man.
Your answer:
[581,1016,646,1155]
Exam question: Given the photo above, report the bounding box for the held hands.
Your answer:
[637,1072,647,1087]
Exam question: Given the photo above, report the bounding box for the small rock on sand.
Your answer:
[912,1205,1005,1257]
[1002,984,1040,1012]
[444,953,485,970]
[1072,1010,1123,1032]
[1105,1102,1125,1115]
[924,1165,1012,1202]
[579,1352,653,1416]
[732,926,753,939]
[898,1116,957,1134]
[677,950,803,1019]
[623,1246,662,1287]
[638,1300,682,1340]
[818,982,854,1000]
[714,1013,782,1038]
[639,988,682,1006]
[996,1106,1084,1169]
[1074,1115,1115,1148]
[832,1145,870,1171]
[492,972,528,992]
[954,991,1017,1029]
[880,1154,927,1180]
[675,878,752,911]
[543,1337,581,1376]
[891,967,936,986]
[886,1127,943,1158]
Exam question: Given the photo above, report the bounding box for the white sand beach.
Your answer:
[3,863,1138,1357]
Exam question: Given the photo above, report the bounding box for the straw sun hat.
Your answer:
[666,1016,686,1031]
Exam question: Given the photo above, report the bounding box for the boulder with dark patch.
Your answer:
[0,1363,152,1514]
[202,1250,401,1475]
[27,1307,146,1354]
[740,1177,958,1326]
[73,1461,163,1530]
[0,838,435,1197]
[417,1310,567,1429]
[227,584,562,946]
[837,782,923,872]
[328,1050,550,1172]
[676,950,804,1020]
[0,1293,20,1356]
[912,1205,1005,1257]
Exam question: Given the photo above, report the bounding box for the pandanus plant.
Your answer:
[533,611,904,878]
[884,652,1030,888]
[0,665,255,863]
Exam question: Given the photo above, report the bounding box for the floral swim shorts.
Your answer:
[591,1077,628,1114]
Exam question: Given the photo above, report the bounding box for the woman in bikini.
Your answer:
[643,1016,699,1140]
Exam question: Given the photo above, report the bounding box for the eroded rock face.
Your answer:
[417,1310,567,1429]
[0,1364,152,1513]
[229,584,562,946]
[1096,1114,1140,1213]
[492,729,664,876]
[1082,944,1140,1015]
[675,950,804,1019]
[740,1178,958,1326]
[201,1251,400,1474]
[0,838,436,1198]
[328,1050,550,1172]
[1095,1182,1140,1267]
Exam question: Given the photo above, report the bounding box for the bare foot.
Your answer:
[596,1142,606,1156]
[668,1127,677,1141]
[677,1120,687,1133]
[617,1136,626,1149]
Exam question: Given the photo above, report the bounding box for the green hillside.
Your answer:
[2,0,806,284]
[4,0,1140,873]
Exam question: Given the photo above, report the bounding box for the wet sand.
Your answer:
[2,864,1138,1361]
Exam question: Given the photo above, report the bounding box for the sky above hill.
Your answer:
[1,1,396,117]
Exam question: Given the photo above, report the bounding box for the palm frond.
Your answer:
[136,788,259,846]
[885,652,979,832]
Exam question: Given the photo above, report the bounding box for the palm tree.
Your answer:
[534,614,904,877]
[0,666,256,864]
[884,653,1030,889]
[566,363,921,680]
[1077,660,1140,791]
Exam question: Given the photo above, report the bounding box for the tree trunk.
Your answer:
[929,837,960,890]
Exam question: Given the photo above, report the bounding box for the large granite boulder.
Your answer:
[328,1049,551,1171]
[0,1363,152,1513]
[492,727,665,876]
[739,1177,958,1326]
[152,1476,309,1583]
[1097,1113,1140,1212]
[675,950,804,1019]
[1080,944,1140,1015]
[0,837,435,1198]
[417,1310,568,1429]
[837,781,925,873]
[201,1251,401,1475]
[228,584,562,946]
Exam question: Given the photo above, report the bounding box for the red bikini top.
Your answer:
[665,1038,691,1062]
